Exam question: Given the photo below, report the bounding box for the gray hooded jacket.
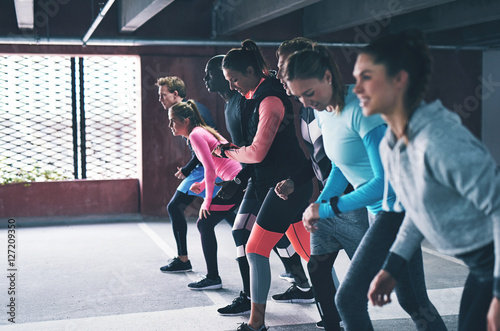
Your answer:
[380,100,500,281]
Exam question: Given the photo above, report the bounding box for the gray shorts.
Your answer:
[311,208,370,259]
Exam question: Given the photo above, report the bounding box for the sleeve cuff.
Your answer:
[494,277,500,299]
[318,201,334,219]
[382,252,407,280]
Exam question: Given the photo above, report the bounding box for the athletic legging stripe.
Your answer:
[246,181,313,303]
[287,222,311,261]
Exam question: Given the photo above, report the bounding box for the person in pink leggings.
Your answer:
[169,100,245,290]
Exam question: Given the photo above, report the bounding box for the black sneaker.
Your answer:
[316,320,344,329]
[236,322,268,331]
[188,276,222,290]
[160,257,192,273]
[272,284,315,303]
[217,291,251,316]
[279,271,295,283]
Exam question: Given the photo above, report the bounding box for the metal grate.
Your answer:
[82,56,139,180]
[0,55,139,182]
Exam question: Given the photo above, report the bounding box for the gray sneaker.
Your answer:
[236,323,268,331]
[188,276,222,290]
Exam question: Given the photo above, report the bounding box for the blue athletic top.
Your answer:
[316,85,396,216]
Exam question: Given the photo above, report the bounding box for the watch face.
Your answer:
[234,177,241,185]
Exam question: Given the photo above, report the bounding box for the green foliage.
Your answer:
[0,160,70,186]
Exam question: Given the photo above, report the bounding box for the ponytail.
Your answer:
[223,39,269,77]
[170,100,223,142]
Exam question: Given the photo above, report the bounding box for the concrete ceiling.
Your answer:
[1,0,500,49]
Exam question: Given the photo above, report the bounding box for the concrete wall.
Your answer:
[482,51,500,165]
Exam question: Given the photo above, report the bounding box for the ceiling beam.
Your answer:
[215,0,322,37]
[303,0,455,37]
[119,0,174,33]
[14,0,34,30]
[390,0,500,34]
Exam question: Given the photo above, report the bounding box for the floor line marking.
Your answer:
[421,246,467,267]
[138,222,227,306]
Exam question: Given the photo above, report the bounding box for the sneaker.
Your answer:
[217,291,251,316]
[272,284,315,303]
[188,276,222,290]
[236,322,268,331]
[160,257,192,273]
[316,320,344,330]
[279,271,295,283]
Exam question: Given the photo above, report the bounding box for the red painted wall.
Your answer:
[0,179,139,218]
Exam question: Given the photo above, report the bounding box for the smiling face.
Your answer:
[222,67,259,96]
[353,53,401,117]
[277,53,292,96]
[286,70,333,111]
[167,109,190,138]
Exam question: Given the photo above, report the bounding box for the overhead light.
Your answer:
[14,0,34,30]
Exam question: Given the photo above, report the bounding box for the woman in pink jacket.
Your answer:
[169,100,244,290]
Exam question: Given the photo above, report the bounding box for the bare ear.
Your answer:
[394,70,409,89]
[323,70,332,84]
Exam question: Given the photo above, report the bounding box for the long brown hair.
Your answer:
[170,100,223,142]
[360,30,433,143]
[284,44,345,113]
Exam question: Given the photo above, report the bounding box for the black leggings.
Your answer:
[197,186,244,280]
[309,252,342,331]
[232,181,311,295]
[167,190,196,256]
[457,242,494,331]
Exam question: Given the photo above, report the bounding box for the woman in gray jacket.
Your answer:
[353,30,500,331]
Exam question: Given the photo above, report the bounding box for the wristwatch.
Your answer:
[233,177,241,185]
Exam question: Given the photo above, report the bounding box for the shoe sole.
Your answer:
[217,310,251,316]
[188,284,222,290]
[160,269,192,273]
[272,298,315,304]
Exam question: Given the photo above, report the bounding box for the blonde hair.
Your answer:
[170,100,223,142]
[156,76,186,98]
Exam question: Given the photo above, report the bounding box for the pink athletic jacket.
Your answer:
[189,126,242,211]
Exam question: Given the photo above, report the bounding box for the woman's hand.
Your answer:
[487,297,500,331]
[275,179,294,200]
[212,143,239,158]
[189,182,203,194]
[199,208,211,219]
[368,270,397,306]
[174,166,185,179]
[302,203,320,233]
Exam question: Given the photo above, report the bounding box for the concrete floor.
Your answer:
[0,217,466,330]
